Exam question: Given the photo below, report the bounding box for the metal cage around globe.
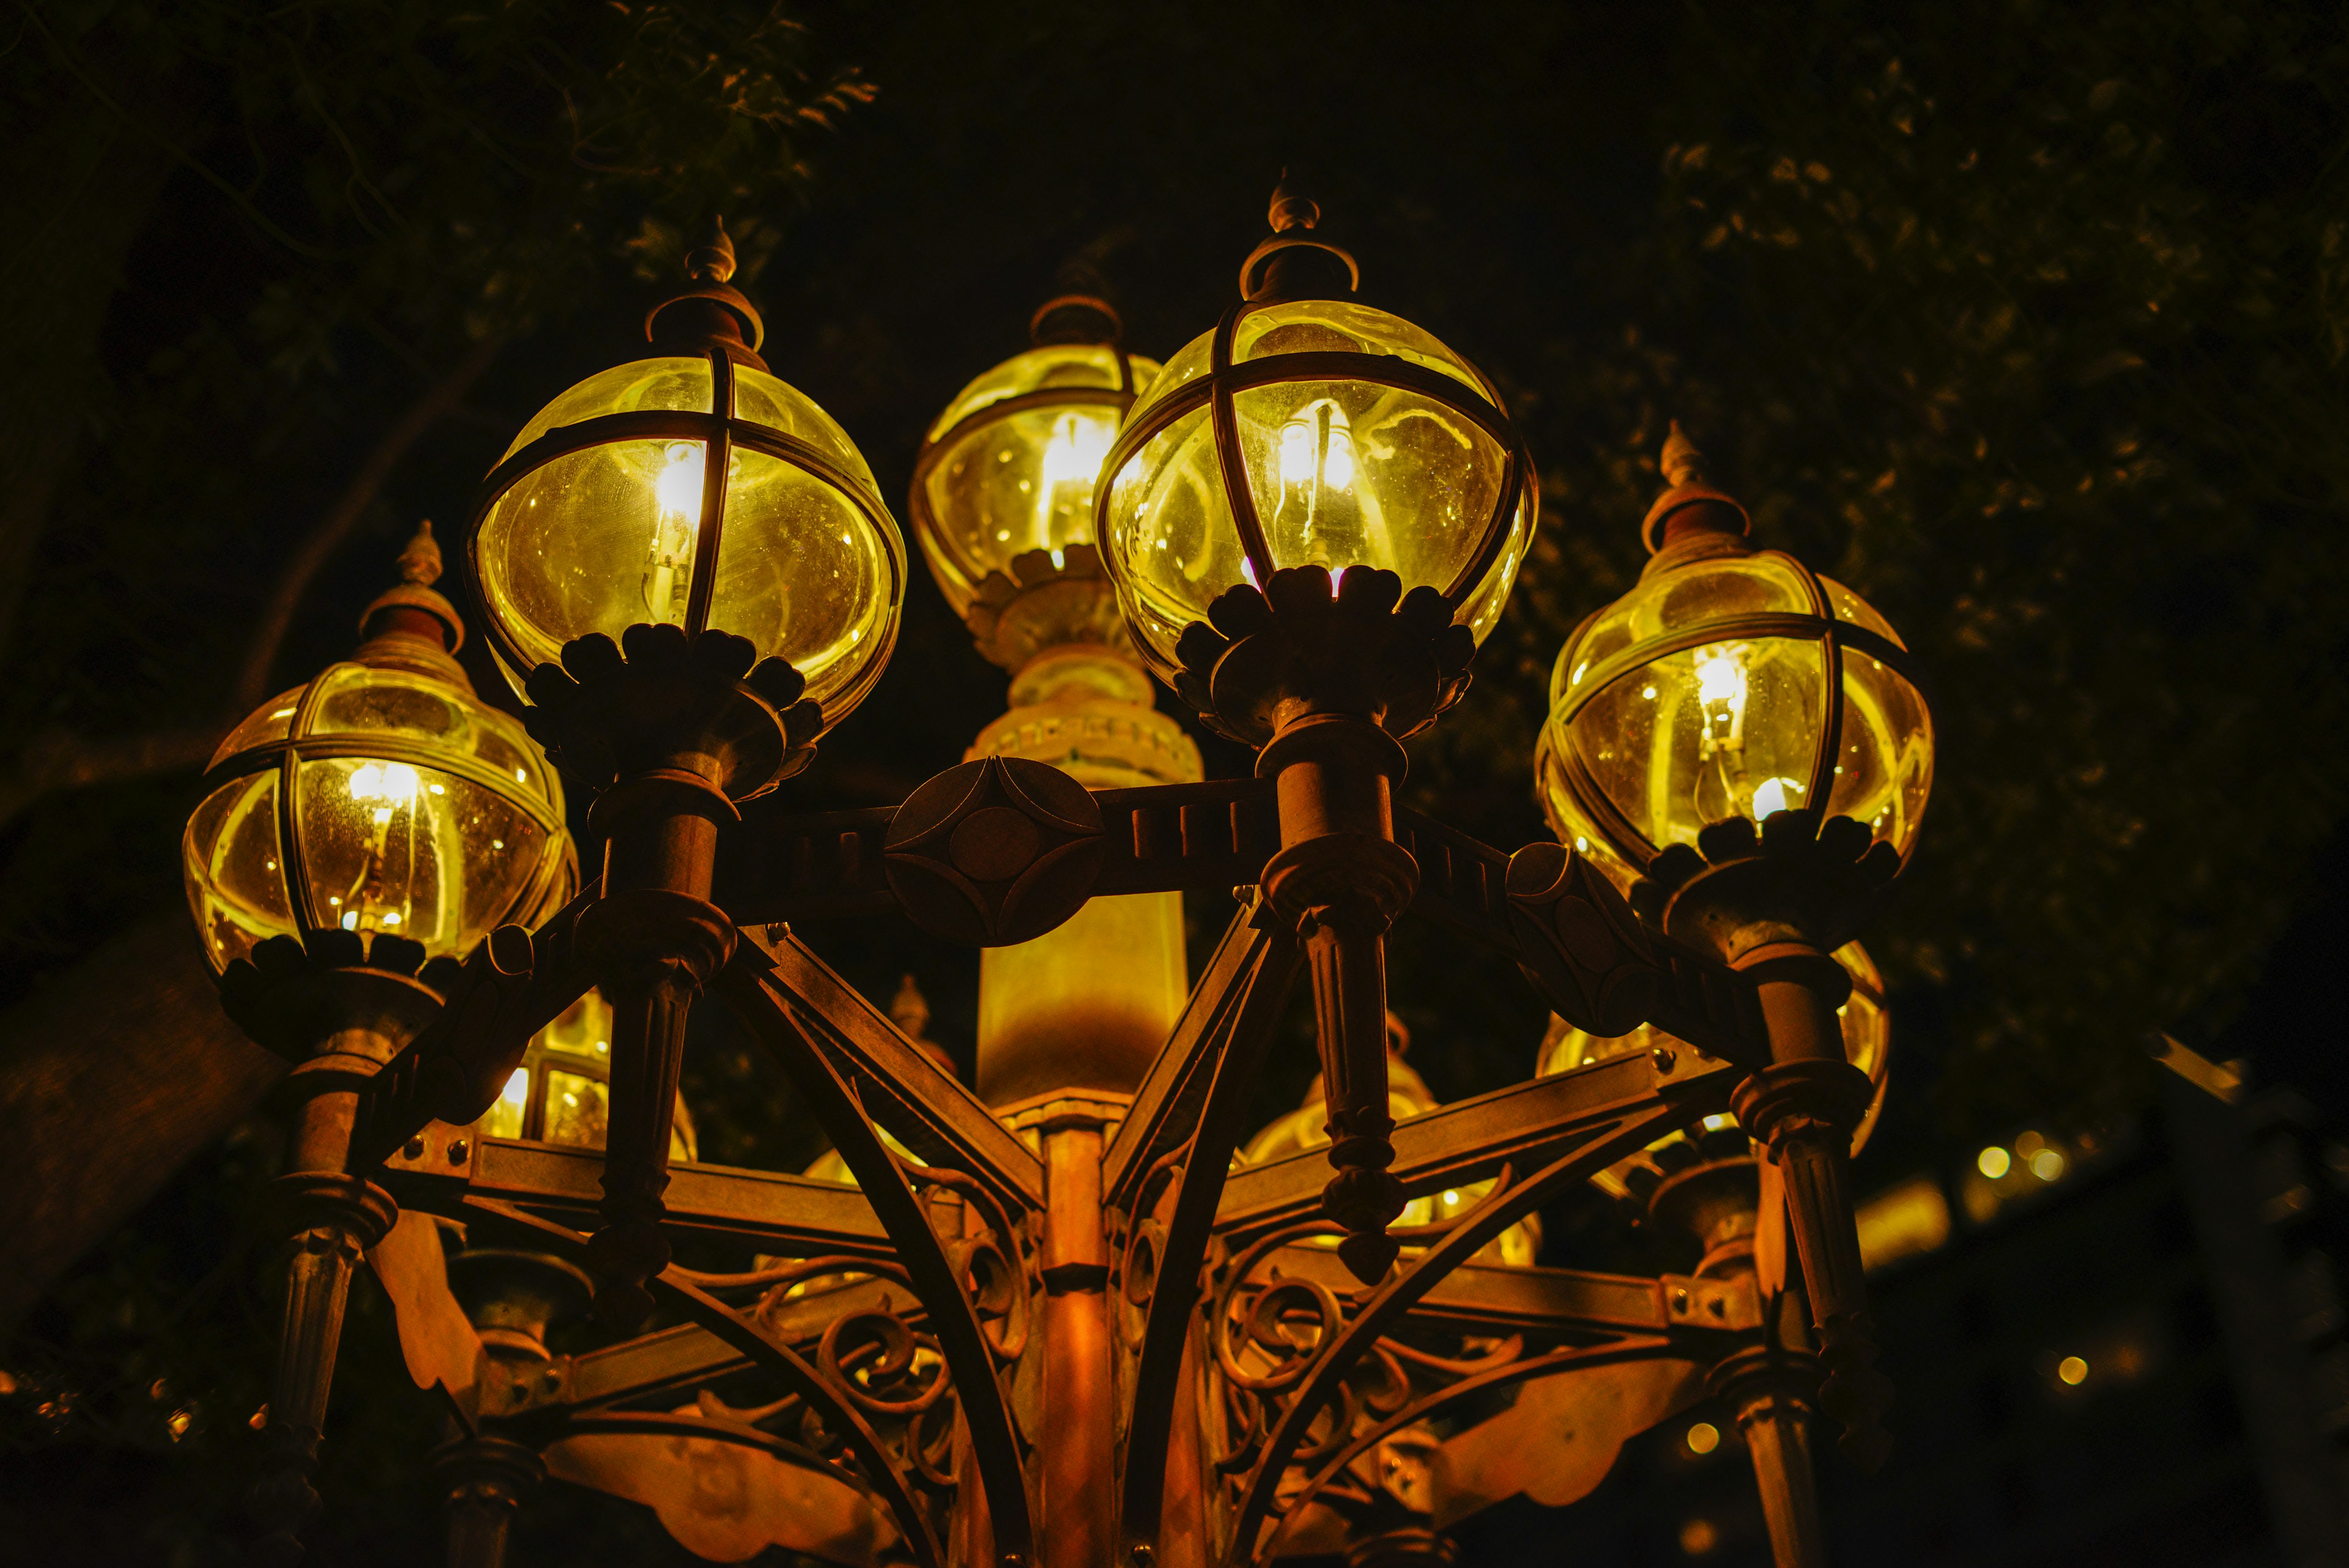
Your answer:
[1542,492,1932,876]
[184,622,571,975]
[466,348,907,737]
[911,321,1162,619]
[1094,280,1535,690]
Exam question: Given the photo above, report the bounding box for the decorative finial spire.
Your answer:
[1240,171,1358,302]
[1030,248,1123,346]
[685,215,737,284]
[1661,420,1708,488]
[645,215,765,365]
[398,519,442,587]
[1639,417,1753,560]
[889,973,932,1042]
[1267,169,1321,234]
[356,519,467,671]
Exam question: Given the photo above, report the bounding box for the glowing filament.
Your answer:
[1751,776,1803,819]
[340,760,422,937]
[1033,411,1111,548]
[645,440,704,624]
[1693,644,1750,754]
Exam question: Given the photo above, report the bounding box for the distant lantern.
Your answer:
[911,292,1161,631]
[475,988,698,1162]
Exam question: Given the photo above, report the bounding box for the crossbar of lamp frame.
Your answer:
[1214,1047,1736,1239]
[1219,1085,1720,1566]
[459,1195,947,1568]
[717,772,1773,1068]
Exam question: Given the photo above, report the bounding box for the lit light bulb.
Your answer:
[338,760,423,936]
[1751,776,1802,819]
[1690,642,1803,825]
[1035,411,1111,545]
[500,1068,529,1109]
[645,440,704,625]
[1272,397,1365,577]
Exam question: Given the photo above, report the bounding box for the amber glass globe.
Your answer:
[468,352,905,731]
[912,340,1162,617]
[185,658,570,973]
[1544,548,1931,872]
[474,987,698,1161]
[1096,297,1534,686]
[1543,942,1893,1180]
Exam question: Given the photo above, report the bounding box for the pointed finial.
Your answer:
[890,973,932,1042]
[1661,420,1708,488]
[1639,418,1752,560]
[684,216,737,285]
[1267,169,1320,234]
[398,519,443,587]
[1241,172,1357,300]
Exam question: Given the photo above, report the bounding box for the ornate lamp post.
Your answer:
[1539,421,1933,1463]
[185,524,571,1564]
[1095,177,1535,1285]
[182,185,1934,1568]
[464,218,907,1328]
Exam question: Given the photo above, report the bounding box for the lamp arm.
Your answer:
[1263,1335,1686,1559]
[738,926,1043,1213]
[1214,1090,1713,1567]
[714,958,1039,1568]
[1112,918,1302,1559]
[1102,904,1278,1208]
[458,1196,946,1568]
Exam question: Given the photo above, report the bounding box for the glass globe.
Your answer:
[1097,298,1533,685]
[1544,549,1931,871]
[474,988,697,1161]
[912,342,1162,617]
[469,353,905,730]
[1542,941,1893,1178]
[185,660,570,973]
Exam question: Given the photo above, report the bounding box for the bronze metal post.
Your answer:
[1037,1106,1116,1568]
[1259,710,1418,1285]
[431,1433,544,1568]
[1726,941,1888,1467]
[1709,1298,1828,1568]
[249,1026,400,1567]
[577,766,737,1331]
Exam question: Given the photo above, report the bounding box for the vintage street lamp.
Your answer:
[185,524,570,1564]
[1539,423,1934,1463]
[462,219,906,1326]
[181,187,1939,1568]
[1096,178,1536,1284]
